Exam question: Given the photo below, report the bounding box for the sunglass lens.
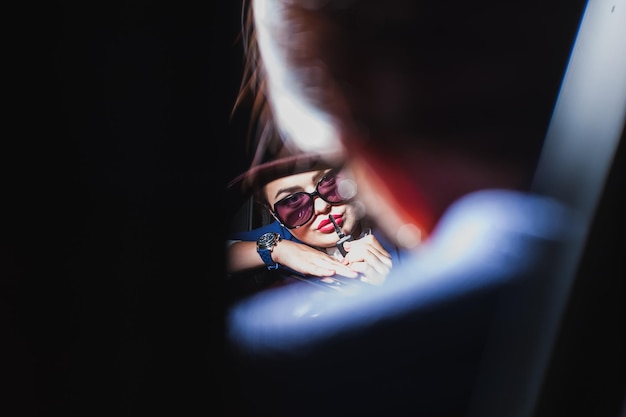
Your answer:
[318,173,343,203]
[275,193,313,228]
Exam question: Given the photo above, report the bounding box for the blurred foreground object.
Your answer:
[225,0,626,416]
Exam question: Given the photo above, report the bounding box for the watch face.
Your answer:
[257,233,280,270]
[258,232,277,249]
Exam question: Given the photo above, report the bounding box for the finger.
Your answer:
[344,239,391,261]
[368,249,393,268]
[345,247,393,268]
[350,262,388,286]
[364,239,392,258]
[331,264,359,278]
[306,265,342,277]
[311,258,359,278]
[361,251,393,274]
[290,254,344,277]
[348,262,368,273]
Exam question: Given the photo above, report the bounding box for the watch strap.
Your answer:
[258,248,279,270]
[257,232,280,270]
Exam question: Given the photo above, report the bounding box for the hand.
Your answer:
[273,239,359,278]
[341,235,393,285]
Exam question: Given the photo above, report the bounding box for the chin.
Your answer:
[317,236,338,249]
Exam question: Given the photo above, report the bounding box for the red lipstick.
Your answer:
[329,215,353,256]
[317,214,342,231]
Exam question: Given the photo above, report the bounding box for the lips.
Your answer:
[317,214,342,232]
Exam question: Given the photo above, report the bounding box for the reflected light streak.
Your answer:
[227,190,580,357]
[254,0,343,154]
[520,2,626,417]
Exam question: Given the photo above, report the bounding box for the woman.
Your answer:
[227,158,401,290]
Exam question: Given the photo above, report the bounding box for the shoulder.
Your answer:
[228,221,301,243]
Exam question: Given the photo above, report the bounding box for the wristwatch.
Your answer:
[256,232,281,270]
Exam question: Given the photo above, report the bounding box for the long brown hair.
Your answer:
[231,0,280,171]
[229,0,342,200]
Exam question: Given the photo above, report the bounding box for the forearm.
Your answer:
[226,241,265,273]
[227,238,359,278]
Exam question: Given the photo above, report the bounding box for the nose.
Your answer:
[313,194,331,215]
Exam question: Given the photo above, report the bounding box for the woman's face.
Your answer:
[264,169,359,248]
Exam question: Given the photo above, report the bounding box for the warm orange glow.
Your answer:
[347,143,433,247]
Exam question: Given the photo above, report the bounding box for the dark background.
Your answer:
[4,1,623,416]
[6,2,247,416]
